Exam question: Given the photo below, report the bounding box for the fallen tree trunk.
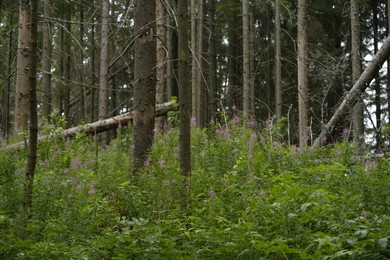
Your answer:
[3,101,177,150]
[313,36,390,147]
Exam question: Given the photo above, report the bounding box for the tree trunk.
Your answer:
[298,0,309,147]
[22,0,38,222]
[99,0,110,144]
[313,35,390,147]
[191,0,198,125]
[41,0,52,119]
[5,102,177,151]
[15,0,32,130]
[155,0,167,130]
[275,0,282,118]
[372,0,382,151]
[243,0,252,121]
[351,0,364,143]
[208,0,217,123]
[132,0,157,170]
[3,13,14,138]
[64,9,71,127]
[178,0,191,213]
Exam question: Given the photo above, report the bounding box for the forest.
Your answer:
[0,0,390,258]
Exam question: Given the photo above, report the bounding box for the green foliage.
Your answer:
[1,121,389,259]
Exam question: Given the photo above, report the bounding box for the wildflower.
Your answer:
[208,190,217,198]
[76,183,84,190]
[232,115,240,124]
[361,210,369,217]
[247,138,254,147]
[247,121,255,128]
[292,146,301,153]
[334,149,342,157]
[144,157,152,166]
[70,177,78,186]
[272,141,281,147]
[342,128,350,138]
[88,188,96,195]
[158,159,166,168]
[171,179,177,184]
[71,158,82,170]
[13,127,19,135]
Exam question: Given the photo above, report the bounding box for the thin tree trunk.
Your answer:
[178,0,191,213]
[298,0,309,147]
[243,0,252,121]
[208,0,217,123]
[387,0,390,123]
[15,0,33,130]
[351,0,364,143]
[41,0,52,119]
[132,0,157,170]
[22,0,38,222]
[79,5,85,122]
[275,0,282,118]
[3,14,13,138]
[99,0,110,144]
[313,35,390,147]
[155,0,167,130]
[191,0,198,124]
[196,0,204,127]
[64,9,71,127]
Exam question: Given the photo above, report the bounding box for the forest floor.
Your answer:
[1,119,389,259]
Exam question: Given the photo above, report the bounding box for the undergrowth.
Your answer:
[0,120,389,259]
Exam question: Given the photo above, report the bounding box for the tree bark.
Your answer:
[155,0,167,130]
[298,0,309,147]
[275,0,282,118]
[99,0,110,144]
[351,0,364,143]
[22,0,38,221]
[4,102,177,151]
[313,35,390,147]
[178,0,191,213]
[243,0,252,121]
[3,13,14,138]
[132,0,157,170]
[41,0,52,119]
[15,0,32,130]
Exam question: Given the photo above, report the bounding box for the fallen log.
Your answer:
[3,101,177,150]
[313,35,390,147]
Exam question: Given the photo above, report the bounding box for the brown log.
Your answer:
[3,101,177,150]
[313,36,390,147]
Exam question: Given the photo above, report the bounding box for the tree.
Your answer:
[297,0,309,147]
[14,0,33,130]
[178,0,191,213]
[155,0,168,130]
[242,0,253,121]
[99,0,110,144]
[351,0,363,143]
[132,0,157,170]
[20,0,38,222]
[313,35,390,147]
[41,0,52,119]
[275,0,282,118]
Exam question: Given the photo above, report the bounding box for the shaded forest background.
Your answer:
[1,0,390,148]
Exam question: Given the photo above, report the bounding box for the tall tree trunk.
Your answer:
[64,9,72,127]
[3,14,14,138]
[41,0,52,119]
[351,0,364,142]
[99,0,110,144]
[243,0,252,121]
[275,0,282,118]
[132,0,157,170]
[90,12,97,123]
[298,0,309,147]
[313,36,390,147]
[372,0,382,151]
[208,0,217,123]
[21,0,38,222]
[79,5,86,122]
[155,0,167,130]
[15,0,33,130]
[387,0,390,122]
[178,0,191,213]
[191,0,198,124]
[196,0,205,127]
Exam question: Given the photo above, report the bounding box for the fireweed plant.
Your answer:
[0,116,389,259]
